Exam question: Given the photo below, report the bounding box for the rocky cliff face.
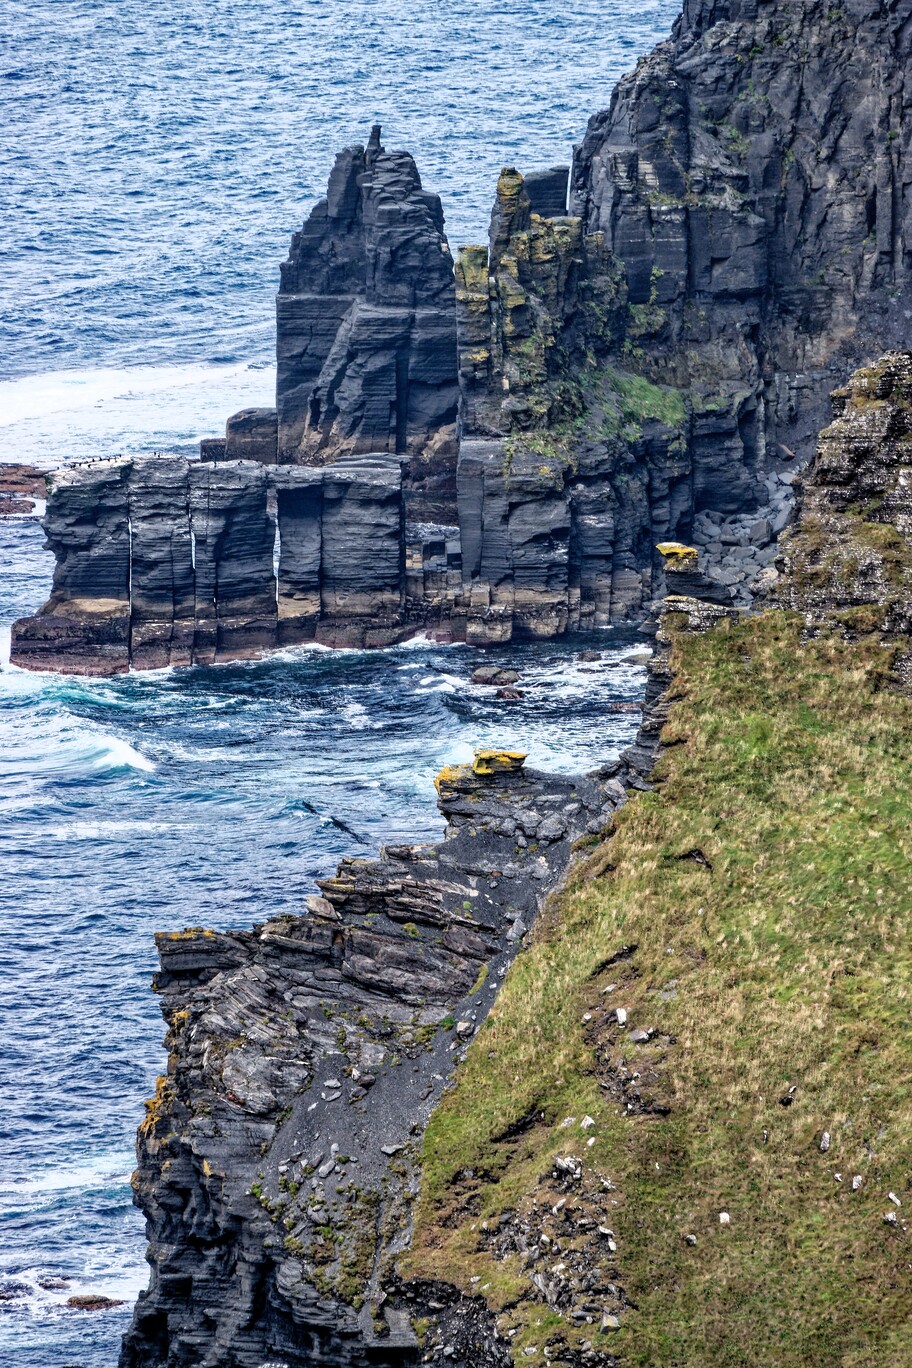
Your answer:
[12,1,912,671]
[276,125,459,504]
[777,349,912,679]
[451,0,912,631]
[11,453,423,671]
[120,756,637,1368]
[571,0,912,496]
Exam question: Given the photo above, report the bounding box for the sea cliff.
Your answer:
[24,0,908,1359]
[13,1,912,672]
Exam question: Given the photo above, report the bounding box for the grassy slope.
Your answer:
[405,613,912,1365]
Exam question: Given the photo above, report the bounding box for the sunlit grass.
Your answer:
[406,613,912,1364]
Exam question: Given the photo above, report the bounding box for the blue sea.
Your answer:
[0,1,679,1362]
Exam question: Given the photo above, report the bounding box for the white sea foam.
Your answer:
[0,361,275,467]
[43,819,171,841]
[88,735,155,772]
[0,1152,132,1201]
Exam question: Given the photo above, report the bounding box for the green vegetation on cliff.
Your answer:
[406,612,912,1365]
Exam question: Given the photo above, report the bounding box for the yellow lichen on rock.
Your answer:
[472,749,527,776]
[433,763,471,793]
[656,541,699,568]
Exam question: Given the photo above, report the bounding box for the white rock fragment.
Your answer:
[580,1115,596,1130]
[889,1191,902,1207]
[852,1174,864,1191]
[719,1211,731,1226]
[615,1007,628,1026]
[819,1131,830,1153]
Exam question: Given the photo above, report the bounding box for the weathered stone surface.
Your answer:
[272,465,324,645]
[317,454,406,646]
[779,351,912,672]
[11,454,427,670]
[119,760,634,1368]
[189,461,278,662]
[10,459,132,674]
[457,439,572,643]
[276,125,459,501]
[224,407,278,464]
[571,0,912,489]
[127,456,195,670]
[454,166,694,632]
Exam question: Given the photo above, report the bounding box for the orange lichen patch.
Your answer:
[157,927,216,940]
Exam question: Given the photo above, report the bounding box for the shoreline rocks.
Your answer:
[119,749,654,1367]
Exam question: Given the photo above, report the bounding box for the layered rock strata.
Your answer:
[9,459,134,674]
[777,350,912,678]
[11,454,421,672]
[16,0,912,664]
[454,166,694,630]
[571,0,912,491]
[450,0,912,632]
[120,758,637,1368]
[275,126,459,494]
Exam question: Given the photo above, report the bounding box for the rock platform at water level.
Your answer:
[15,4,912,676]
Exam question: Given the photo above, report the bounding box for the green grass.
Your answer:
[405,613,912,1364]
[604,366,686,429]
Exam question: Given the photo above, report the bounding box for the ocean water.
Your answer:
[0,0,679,1362]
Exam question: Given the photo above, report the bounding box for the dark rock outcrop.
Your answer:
[11,453,449,670]
[778,350,912,678]
[120,759,633,1368]
[276,126,459,501]
[453,167,693,633]
[9,459,133,674]
[571,0,912,497]
[0,463,46,516]
[225,408,278,465]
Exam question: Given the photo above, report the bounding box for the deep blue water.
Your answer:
[0,1,679,1362]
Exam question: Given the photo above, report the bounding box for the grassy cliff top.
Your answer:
[405,612,912,1365]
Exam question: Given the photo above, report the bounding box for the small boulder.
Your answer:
[472,666,520,686]
[67,1294,126,1311]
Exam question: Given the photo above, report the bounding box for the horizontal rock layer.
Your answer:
[276,125,459,498]
[9,455,414,673]
[778,349,912,683]
[119,757,639,1368]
